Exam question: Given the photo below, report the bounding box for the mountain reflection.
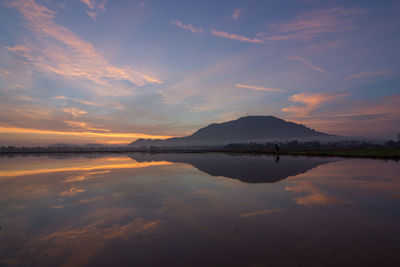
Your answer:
[131,153,336,183]
[1,154,399,266]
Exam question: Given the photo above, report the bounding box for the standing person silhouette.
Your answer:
[274,143,280,155]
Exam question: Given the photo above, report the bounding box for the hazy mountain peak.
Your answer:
[130,115,330,147]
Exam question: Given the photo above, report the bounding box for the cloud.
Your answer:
[0,69,11,75]
[0,125,173,144]
[211,29,264,44]
[60,185,85,196]
[53,95,116,108]
[239,208,284,218]
[64,120,110,132]
[286,181,340,206]
[344,70,389,80]
[62,171,111,183]
[285,55,327,73]
[259,7,367,41]
[283,92,347,117]
[0,158,173,178]
[14,94,33,101]
[53,95,68,100]
[39,217,161,266]
[306,39,343,51]
[210,7,366,44]
[235,84,284,92]
[283,93,400,138]
[63,108,87,118]
[6,0,161,96]
[171,19,203,34]
[232,8,242,21]
[80,0,106,20]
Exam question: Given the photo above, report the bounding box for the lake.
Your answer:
[0,153,399,266]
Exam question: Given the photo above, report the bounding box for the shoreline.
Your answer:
[0,148,399,160]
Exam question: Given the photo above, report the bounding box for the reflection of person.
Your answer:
[275,156,280,163]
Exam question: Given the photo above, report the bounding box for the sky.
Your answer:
[0,0,399,145]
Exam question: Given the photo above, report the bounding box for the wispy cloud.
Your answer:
[6,0,161,96]
[240,208,284,218]
[283,92,347,117]
[232,8,242,21]
[306,39,343,51]
[283,94,400,138]
[80,0,106,20]
[53,95,119,109]
[53,95,68,100]
[60,185,85,196]
[258,7,367,41]
[211,7,365,45]
[344,70,389,80]
[0,69,11,75]
[14,95,33,101]
[171,19,203,34]
[211,29,263,44]
[285,55,327,73]
[63,108,87,118]
[64,120,110,132]
[235,84,284,93]
[282,92,400,138]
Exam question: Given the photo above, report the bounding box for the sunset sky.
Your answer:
[0,0,399,145]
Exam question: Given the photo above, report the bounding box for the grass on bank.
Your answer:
[282,148,400,159]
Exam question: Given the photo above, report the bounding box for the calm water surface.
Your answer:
[0,153,399,266]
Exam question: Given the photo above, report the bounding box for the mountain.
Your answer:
[129,115,331,147]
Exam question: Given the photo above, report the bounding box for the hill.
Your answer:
[129,115,331,147]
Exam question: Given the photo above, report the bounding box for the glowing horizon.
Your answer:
[0,126,173,146]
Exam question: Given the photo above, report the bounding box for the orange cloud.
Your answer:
[0,158,172,178]
[80,0,106,20]
[285,94,400,137]
[64,120,110,132]
[60,185,85,196]
[0,69,11,75]
[286,181,340,206]
[0,126,172,144]
[7,0,161,96]
[235,83,285,93]
[62,170,111,183]
[285,55,327,73]
[211,29,264,44]
[283,92,347,117]
[171,19,203,34]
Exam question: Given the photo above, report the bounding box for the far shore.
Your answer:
[1,148,399,160]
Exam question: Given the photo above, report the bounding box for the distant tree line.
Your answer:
[1,140,399,154]
[220,140,400,152]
